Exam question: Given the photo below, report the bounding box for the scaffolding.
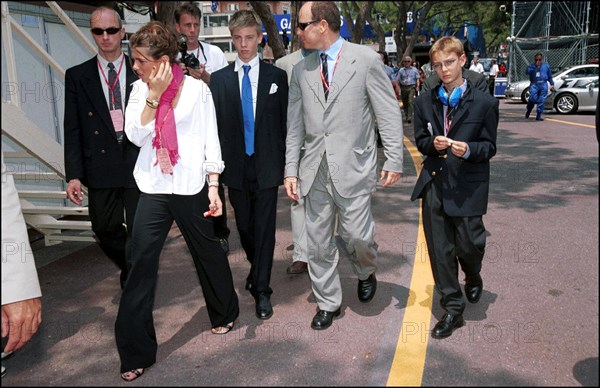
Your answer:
[507,1,599,83]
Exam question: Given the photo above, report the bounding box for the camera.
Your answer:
[499,4,506,12]
[177,35,200,70]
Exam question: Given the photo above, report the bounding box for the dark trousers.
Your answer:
[87,187,139,287]
[212,183,230,240]
[115,189,239,373]
[421,179,486,315]
[227,155,278,295]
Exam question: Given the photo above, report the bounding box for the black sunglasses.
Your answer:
[91,27,121,36]
[297,20,319,31]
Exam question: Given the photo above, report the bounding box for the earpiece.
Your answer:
[438,86,463,108]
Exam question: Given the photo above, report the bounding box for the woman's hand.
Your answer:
[147,61,173,100]
[204,187,222,217]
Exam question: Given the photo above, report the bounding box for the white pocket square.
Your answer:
[269,83,278,94]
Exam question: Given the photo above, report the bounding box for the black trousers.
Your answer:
[87,187,139,286]
[421,178,486,315]
[115,188,239,373]
[227,155,278,296]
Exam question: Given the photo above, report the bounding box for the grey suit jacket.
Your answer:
[275,49,303,84]
[285,41,403,198]
[1,152,42,305]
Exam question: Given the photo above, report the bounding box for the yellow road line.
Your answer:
[386,137,434,386]
[504,112,595,128]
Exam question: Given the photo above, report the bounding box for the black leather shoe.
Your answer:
[432,313,465,339]
[358,274,377,303]
[311,308,341,330]
[286,261,308,274]
[255,293,273,320]
[465,273,483,304]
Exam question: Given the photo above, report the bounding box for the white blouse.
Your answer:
[125,75,224,195]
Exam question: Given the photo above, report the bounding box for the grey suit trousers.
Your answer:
[304,156,378,311]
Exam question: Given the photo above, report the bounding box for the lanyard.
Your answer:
[97,55,124,108]
[320,43,344,95]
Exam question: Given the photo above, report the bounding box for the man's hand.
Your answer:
[186,64,210,86]
[1,298,42,353]
[66,179,83,206]
[284,176,299,201]
[379,170,402,187]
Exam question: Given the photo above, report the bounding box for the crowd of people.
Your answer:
[2,1,501,382]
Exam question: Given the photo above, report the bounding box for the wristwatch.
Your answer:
[146,98,159,109]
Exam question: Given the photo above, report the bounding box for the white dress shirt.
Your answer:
[125,75,224,195]
[96,53,126,110]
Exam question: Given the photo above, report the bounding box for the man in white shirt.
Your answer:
[174,3,231,254]
[175,3,228,86]
[488,59,499,95]
[469,56,484,74]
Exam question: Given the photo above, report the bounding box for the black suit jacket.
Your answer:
[210,62,288,190]
[64,55,139,188]
[411,81,498,217]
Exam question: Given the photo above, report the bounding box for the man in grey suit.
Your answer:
[276,45,314,275]
[284,1,404,330]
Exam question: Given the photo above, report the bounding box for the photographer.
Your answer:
[174,3,228,87]
[174,3,231,255]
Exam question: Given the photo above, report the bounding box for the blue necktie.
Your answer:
[242,65,254,156]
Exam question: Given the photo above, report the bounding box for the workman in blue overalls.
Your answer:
[525,53,555,121]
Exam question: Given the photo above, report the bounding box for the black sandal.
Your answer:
[121,368,144,382]
[211,321,234,335]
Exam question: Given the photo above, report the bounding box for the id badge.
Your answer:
[110,109,124,132]
[535,71,541,78]
[156,148,173,174]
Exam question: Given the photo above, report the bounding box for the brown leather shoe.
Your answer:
[286,261,308,274]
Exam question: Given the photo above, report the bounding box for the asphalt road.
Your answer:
[2,99,598,386]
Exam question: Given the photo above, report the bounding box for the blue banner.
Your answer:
[265,15,377,40]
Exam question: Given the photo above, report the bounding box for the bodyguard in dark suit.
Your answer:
[412,36,498,339]
[210,10,288,320]
[64,7,140,289]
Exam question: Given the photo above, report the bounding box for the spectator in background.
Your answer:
[469,56,484,74]
[397,55,420,123]
[525,53,555,121]
[2,152,43,377]
[174,2,231,254]
[275,41,315,276]
[498,62,507,77]
[488,59,499,95]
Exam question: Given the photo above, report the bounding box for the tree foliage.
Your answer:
[250,1,286,60]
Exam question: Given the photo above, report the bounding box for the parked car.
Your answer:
[504,64,599,103]
[544,78,599,114]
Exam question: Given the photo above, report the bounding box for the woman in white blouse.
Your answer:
[115,21,238,382]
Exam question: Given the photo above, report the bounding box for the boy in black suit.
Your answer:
[412,36,498,339]
[210,10,288,320]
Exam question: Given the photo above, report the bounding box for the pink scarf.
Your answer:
[152,64,184,167]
